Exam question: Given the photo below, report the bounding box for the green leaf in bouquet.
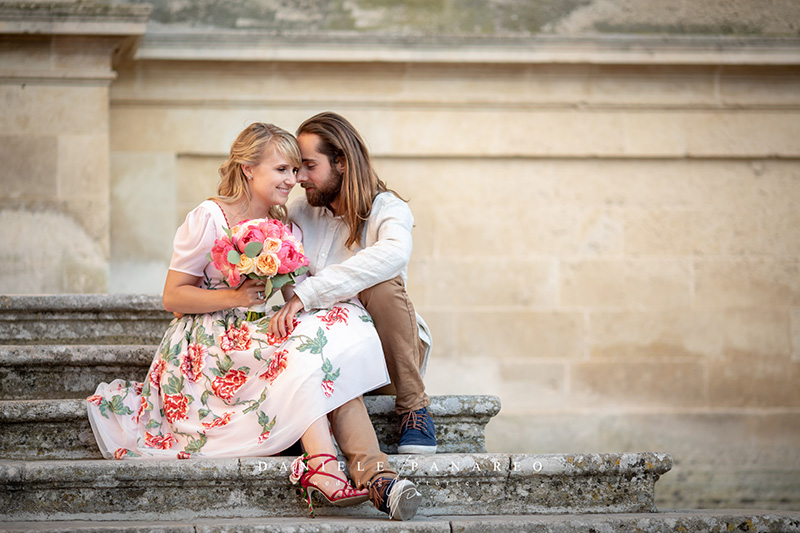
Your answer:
[227,249,241,265]
[244,241,263,258]
[223,226,233,238]
[270,273,291,291]
[263,278,273,297]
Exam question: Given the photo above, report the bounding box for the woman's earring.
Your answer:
[247,174,253,180]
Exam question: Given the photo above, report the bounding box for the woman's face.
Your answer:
[243,148,297,209]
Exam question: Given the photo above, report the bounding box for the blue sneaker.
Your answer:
[369,476,421,521]
[397,407,437,454]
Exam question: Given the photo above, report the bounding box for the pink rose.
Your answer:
[177,451,191,459]
[210,237,241,286]
[258,219,287,240]
[236,225,267,249]
[276,240,309,274]
[258,431,271,443]
[321,379,334,398]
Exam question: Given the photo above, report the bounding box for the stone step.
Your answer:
[0,345,155,399]
[1,511,799,533]
[0,395,500,459]
[0,295,173,345]
[0,452,672,521]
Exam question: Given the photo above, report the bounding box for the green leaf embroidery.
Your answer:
[296,328,328,355]
[198,408,211,419]
[257,411,276,433]
[109,395,133,416]
[162,374,182,396]
[185,433,207,453]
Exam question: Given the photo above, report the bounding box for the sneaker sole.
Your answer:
[388,480,422,521]
[397,444,437,454]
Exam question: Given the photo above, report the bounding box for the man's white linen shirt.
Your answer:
[288,192,413,311]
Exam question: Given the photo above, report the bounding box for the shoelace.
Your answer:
[400,409,432,434]
[369,476,393,510]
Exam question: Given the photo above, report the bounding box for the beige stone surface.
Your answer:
[454,311,585,360]
[561,259,693,309]
[695,259,800,308]
[569,360,707,409]
[707,354,800,408]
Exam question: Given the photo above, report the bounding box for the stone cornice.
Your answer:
[0,1,151,36]
[134,31,800,66]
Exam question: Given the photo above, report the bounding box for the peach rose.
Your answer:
[237,254,257,275]
[255,252,280,277]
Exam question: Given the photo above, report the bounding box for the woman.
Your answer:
[86,123,420,519]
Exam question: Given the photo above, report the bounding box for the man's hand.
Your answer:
[269,294,304,338]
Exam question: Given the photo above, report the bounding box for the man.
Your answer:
[269,111,435,515]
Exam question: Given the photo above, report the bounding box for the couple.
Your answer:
[86,113,435,521]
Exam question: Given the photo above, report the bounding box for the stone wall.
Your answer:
[2,0,800,511]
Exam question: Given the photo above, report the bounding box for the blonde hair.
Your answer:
[214,122,301,222]
[297,112,404,248]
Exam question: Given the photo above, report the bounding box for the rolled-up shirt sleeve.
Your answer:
[294,198,413,310]
[169,205,218,277]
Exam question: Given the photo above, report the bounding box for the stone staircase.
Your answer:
[1,295,798,532]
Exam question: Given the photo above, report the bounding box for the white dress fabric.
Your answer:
[86,200,389,459]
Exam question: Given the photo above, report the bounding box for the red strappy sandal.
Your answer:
[289,453,370,516]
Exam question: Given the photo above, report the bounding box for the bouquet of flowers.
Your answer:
[208,218,309,320]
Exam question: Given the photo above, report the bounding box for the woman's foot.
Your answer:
[291,453,369,516]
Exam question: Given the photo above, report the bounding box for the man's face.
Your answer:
[297,133,343,210]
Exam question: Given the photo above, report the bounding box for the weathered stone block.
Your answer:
[569,360,706,409]
[588,309,792,360]
[0,395,500,460]
[707,354,800,408]
[561,259,692,309]
[0,295,173,344]
[454,311,584,360]
[0,452,671,520]
[695,259,800,308]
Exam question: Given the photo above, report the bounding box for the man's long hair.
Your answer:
[297,112,405,248]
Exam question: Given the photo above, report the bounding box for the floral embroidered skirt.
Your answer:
[87,300,389,460]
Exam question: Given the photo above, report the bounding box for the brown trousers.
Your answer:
[359,276,430,414]
[326,277,430,488]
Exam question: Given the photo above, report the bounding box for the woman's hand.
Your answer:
[269,294,304,338]
[234,278,269,308]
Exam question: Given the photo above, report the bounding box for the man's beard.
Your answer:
[305,167,343,208]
